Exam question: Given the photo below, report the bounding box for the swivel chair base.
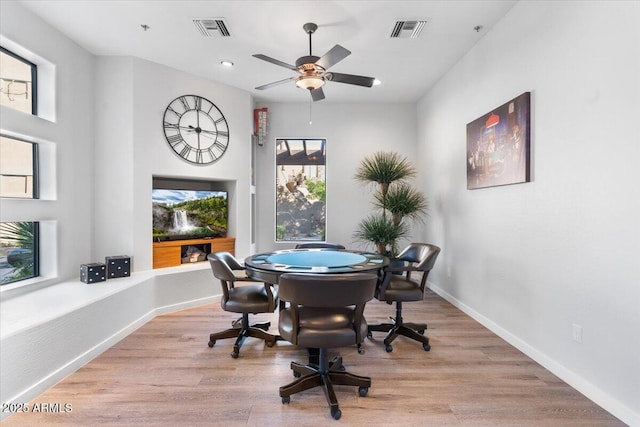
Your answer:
[208,312,281,358]
[367,301,430,352]
[280,348,370,420]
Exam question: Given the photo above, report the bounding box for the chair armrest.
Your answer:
[263,283,276,309]
[377,264,420,299]
[383,265,415,273]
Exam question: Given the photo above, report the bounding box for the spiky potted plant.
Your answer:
[353,151,427,257]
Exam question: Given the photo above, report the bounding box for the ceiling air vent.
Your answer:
[390,20,428,39]
[193,18,231,37]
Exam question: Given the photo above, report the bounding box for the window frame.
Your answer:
[0,45,38,116]
[0,133,39,199]
[0,221,40,286]
[0,41,49,291]
[275,138,327,243]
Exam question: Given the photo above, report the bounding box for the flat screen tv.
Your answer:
[152,189,227,241]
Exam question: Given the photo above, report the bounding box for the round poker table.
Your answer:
[244,248,389,284]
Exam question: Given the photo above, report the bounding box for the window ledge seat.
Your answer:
[0,263,219,417]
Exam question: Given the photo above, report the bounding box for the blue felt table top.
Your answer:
[266,251,367,268]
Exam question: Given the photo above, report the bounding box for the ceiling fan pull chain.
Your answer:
[309,98,313,125]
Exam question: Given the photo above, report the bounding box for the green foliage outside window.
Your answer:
[0,221,38,285]
[305,179,326,202]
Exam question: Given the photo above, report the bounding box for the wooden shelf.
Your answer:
[152,237,235,269]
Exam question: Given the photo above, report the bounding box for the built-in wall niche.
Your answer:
[151,176,236,268]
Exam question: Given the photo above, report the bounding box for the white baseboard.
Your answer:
[1,293,218,422]
[4,310,155,413]
[427,281,638,427]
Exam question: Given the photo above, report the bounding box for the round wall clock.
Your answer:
[162,95,229,164]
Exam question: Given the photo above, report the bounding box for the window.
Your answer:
[275,139,326,241]
[0,135,38,199]
[0,44,45,287]
[0,221,39,285]
[0,46,37,115]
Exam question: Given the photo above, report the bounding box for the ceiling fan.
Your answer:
[253,22,376,102]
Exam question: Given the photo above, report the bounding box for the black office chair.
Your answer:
[295,242,346,250]
[277,273,377,420]
[207,252,280,358]
[368,243,441,352]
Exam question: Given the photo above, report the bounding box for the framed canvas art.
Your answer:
[466,92,531,189]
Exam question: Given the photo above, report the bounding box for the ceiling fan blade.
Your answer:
[310,87,325,102]
[252,54,297,71]
[255,77,296,90]
[327,72,375,87]
[315,45,351,70]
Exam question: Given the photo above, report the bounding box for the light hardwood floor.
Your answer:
[3,288,626,426]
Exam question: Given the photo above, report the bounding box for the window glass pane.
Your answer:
[0,47,36,115]
[276,138,326,241]
[0,221,39,285]
[0,135,37,199]
[305,139,323,153]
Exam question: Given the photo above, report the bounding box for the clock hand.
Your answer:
[187,125,204,149]
[196,115,201,150]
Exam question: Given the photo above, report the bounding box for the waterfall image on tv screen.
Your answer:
[152,189,227,241]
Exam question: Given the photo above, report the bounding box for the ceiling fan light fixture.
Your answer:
[253,22,371,101]
[295,75,325,90]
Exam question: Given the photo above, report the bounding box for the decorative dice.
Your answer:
[105,255,131,279]
[80,263,106,284]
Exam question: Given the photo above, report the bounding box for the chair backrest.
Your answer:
[278,273,377,308]
[207,251,242,303]
[396,243,441,272]
[278,273,378,348]
[208,251,276,311]
[378,243,440,300]
[294,242,346,250]
[208,251,241,283]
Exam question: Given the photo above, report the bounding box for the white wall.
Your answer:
[417,1,640,424]
[253,102,418,253]
[93,57,254,270]
[0,1,94,287]
[3,1,638,424]
[1,2,252,414]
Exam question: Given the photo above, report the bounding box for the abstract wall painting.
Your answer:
[466,92,531,189]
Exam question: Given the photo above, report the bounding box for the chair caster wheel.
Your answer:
[385,344,393,353]
[418,329,425,335]
[331,406,342,420]
[231,351,239,359]
[293,371,301,378]
[357,346,365,355]
[423,343,431,351]
[281,396,290,404]
[358,386,369,397]
[208,340,215,348]
[367,331,373,338]
[266,340,275,348]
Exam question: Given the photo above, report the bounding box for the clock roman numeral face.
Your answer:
[162,95,230,165]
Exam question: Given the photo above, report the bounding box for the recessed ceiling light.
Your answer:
[220,60,234,67]
[373,79,382,86]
